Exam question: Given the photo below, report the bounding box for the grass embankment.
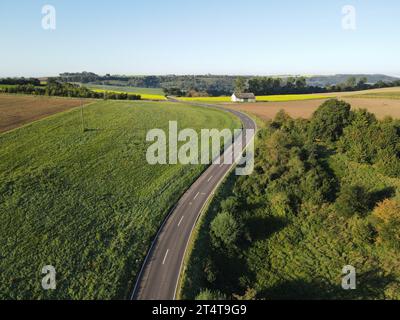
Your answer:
[0,100,240,299]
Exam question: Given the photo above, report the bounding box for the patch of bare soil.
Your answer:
[0,94,90,133]
[223,97,400,121]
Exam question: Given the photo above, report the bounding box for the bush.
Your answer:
[335,185,370,218]
[195,289,227,300]
[372,199,400,251]
[309,99,352,143]
[210,212,240,250]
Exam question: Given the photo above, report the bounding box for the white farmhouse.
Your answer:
[231,92,256,103]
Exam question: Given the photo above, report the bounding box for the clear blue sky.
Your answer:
[1,0,399,77]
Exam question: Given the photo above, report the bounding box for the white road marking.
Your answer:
[194,192,200,200]
[178,216,184,227]
[208,176,213,182]
[162,249,169,265]
[219,163,224,168]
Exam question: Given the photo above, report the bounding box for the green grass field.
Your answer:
[0,100,240,299]
[87,84,166,100]
[178,94,329,103]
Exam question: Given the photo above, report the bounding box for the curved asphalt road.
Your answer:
[131,99,257,300]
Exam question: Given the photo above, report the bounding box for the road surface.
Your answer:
[131,100,257,300]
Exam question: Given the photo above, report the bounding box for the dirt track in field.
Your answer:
[223,97,400,120]
[0,94,89,133]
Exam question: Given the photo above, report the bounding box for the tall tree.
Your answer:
[235,77,246,93]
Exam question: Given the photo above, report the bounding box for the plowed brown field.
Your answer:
[224,96,400,120]
[0,94,89,133]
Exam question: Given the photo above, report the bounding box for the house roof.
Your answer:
[233,92,256,99]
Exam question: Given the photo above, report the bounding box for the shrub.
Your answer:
[372,199,400,251]
[203,258,217,284]
[335,185,370,218]
[210,212,240,250]
[195,289,227,300]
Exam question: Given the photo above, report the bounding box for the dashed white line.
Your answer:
[178,216,184,227]
[162,249,169,265]
[194,192,200,200]
[208,176,213,182]
[219,163,224,168]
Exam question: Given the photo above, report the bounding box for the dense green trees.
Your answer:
[3,81,141,100]
[335,185,370,218]
[338,109,378,163]
[372,199,400,251]
[182,99,400,300]
[234,77,247,94]
[248,76,326,95]
[338,109,400,177]
[0,78,40,86]
[309,99,352,143]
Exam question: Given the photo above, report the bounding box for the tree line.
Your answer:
[0,78,41,86]
[0,80,141,100]
[2,73,400,98]
[168,75,400,97]
[243,76,400,96]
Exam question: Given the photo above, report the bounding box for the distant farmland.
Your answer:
[222,87,400,120]
[86,84,166,100]
[178,94,329,103]
[0,94,89,133]
[0,100,240,299]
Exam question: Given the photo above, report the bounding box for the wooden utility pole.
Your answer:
[80,99,85,132]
